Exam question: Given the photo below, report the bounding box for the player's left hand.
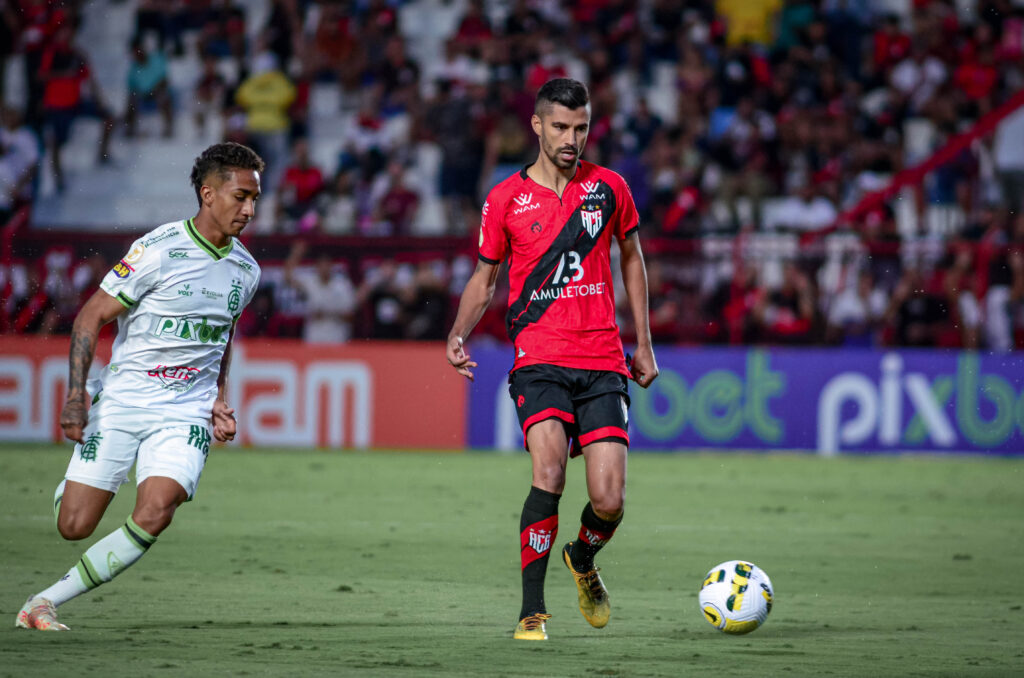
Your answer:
[629,345,659,389]
[212,400,237,442]
[446,335,478,381]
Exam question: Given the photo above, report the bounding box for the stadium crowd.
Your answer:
[3,0,1024,350]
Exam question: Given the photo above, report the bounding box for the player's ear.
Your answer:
[200,184,215,207]
[531,114,542,137]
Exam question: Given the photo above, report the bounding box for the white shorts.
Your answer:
[64,399,212,499]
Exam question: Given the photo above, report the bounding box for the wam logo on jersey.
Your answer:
[153,316,230,344]
[580,180,605,199]
[581,205,604,238]
[513,192,539,215]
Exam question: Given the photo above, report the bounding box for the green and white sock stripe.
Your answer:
[74,518,157,591]
[122,517,157,551]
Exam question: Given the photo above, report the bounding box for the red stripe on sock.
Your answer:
[578,524,616,547]
[520,515,558,569]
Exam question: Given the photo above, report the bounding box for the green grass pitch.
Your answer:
[1,444,1022,677]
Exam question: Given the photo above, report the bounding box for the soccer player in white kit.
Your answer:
[16,142,264,631]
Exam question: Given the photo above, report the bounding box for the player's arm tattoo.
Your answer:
[67,329,96,399]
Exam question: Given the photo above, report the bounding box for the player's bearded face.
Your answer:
[535,103,590,171]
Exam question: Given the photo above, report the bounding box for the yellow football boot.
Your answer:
[513,613,552,640]
[563,543,610,628]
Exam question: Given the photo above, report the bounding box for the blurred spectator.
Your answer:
[716,0,782,47]
[192,54,228,137]
[277,138,325,228]
[369,160,419,236]
[426,80,485,234]
[125,38,173,139]
[713,96,775,228]
[981,213,1024,351]
[357,261,411,339]
[993,108,1024,213]
[480,110,532,194]
[197,2,248,60]
[263,0,301,69]
[404,260,449,340]
[883,268,949,347]
[0,1,18,103]
[133,0,183,56]
[942,248,983,349]
[283,243,357,343]
[38,23,114,192]
[318,170,360,235]
[753,261,816,343]
[0,106,40,222]
[766,178,838,233]
[235,50,295,189]
[826,269,887,346]
[889,41,947,115]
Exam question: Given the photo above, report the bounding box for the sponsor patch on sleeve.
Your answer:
[123,243,146,264]
[112,260,134,278]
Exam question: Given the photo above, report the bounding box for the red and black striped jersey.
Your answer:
[478,160,639,375]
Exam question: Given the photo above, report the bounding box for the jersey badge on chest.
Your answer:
[581,204,604,238]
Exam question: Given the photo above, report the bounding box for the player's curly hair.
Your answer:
[535,78,590,114]
[189,142,265,205]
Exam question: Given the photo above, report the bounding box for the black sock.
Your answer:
[569,502,622,571]
[518,486,560,620]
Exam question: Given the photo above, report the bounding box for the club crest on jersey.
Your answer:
[513,192,539,215]
[581,205,604,238]
[228,281,243,313]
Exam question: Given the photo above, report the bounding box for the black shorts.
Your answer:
[508,364,630,457]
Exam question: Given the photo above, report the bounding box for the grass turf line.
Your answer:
[0,444,1021,677]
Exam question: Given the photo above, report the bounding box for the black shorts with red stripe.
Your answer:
[508,364,630,457]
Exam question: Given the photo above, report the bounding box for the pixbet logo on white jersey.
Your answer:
[513,192,539,215]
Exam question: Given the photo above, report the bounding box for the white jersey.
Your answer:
[95,218,260,423]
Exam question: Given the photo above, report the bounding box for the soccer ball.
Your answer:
[698,560,774,634]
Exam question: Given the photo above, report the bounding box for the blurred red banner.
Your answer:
[0,337,466,450]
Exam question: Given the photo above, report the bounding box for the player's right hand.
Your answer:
[446,335,478,381]
[60,396,88,444]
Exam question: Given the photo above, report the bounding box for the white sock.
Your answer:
[37,517,157,607]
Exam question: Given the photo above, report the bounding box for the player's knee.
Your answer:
[533,465,566,494]
[56,513,97,541]
[590,492,624,520]
[132,503,177,536]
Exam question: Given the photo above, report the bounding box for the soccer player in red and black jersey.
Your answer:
[445,78,658,640]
